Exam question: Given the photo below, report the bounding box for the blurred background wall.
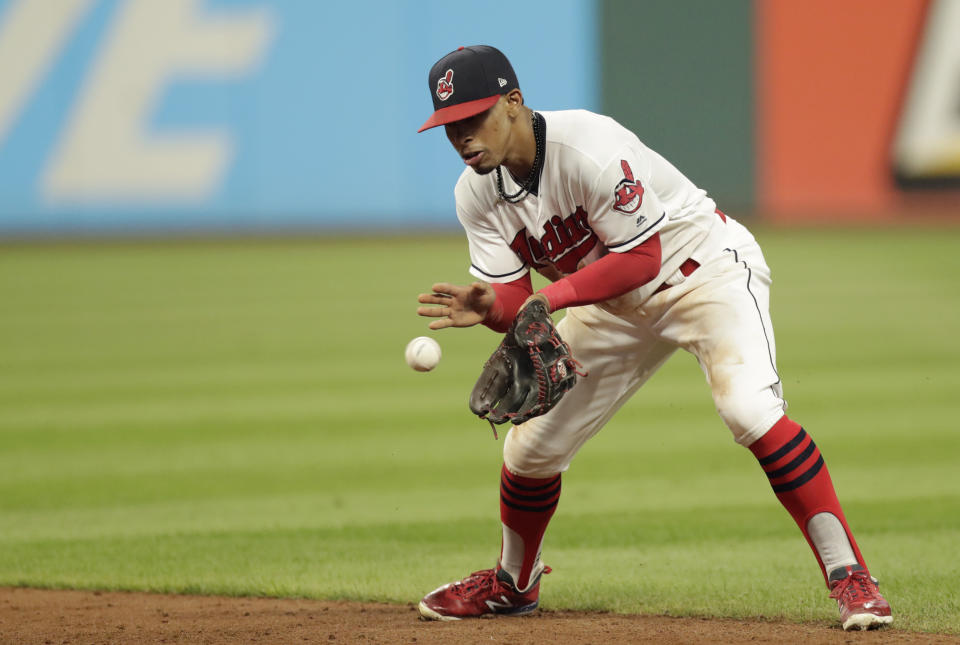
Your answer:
[0,0,599,234]
[0,0,956,236]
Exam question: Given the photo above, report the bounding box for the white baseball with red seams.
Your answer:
[405,336,441,372]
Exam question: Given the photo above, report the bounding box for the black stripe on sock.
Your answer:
[500,494,560,514]
[772,455,825,493]
[764,439,817,480]
[501,480,561,503]
[502,471,560,492]
[757,428,808,466]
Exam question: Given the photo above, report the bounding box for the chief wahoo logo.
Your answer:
[613,159,644,214]
[436,69,454,101]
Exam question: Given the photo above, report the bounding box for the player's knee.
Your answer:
[503,425,569,478]
[713,389,785,445]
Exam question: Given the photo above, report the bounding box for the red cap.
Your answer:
[417,95,501,133]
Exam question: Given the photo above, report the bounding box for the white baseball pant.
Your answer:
[503,218,787,478]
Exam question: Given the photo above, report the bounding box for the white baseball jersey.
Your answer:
[455,109,727,310]
[448,109,787,479]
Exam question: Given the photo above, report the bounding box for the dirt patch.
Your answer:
[1,587,955,645]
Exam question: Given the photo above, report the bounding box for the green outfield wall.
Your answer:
[600,0,755,212]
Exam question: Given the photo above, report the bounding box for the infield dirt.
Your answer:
[2,587,957,645]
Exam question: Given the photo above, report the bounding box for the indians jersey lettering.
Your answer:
[455,110,722,305]
[508,206,597,274]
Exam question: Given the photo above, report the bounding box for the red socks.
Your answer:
[499,465,561,590]
[749,416,865,583]
[499,417,864,590]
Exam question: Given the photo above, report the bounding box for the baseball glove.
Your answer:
[469,299,585,436]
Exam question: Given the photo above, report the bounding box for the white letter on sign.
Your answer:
[43,0,274,203]
[0,0,94,147]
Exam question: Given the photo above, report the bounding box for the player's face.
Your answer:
[444,96,514,175]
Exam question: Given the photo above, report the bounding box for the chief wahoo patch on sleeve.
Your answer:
[613,159,644,214]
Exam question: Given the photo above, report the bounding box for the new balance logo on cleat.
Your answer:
[485,595,514,611]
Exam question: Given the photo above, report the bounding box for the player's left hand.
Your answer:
[417,281,495,330]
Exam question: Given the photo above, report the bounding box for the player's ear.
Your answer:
[504,89,524,116]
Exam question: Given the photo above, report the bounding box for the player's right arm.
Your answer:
[417,175,536,331]
[416,281,495,330]
[416,273,534,332]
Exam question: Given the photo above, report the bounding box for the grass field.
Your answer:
[1,227,958,634]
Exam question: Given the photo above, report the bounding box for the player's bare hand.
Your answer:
[417,281,495,330]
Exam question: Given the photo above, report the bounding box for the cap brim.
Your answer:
[417,94,501,132]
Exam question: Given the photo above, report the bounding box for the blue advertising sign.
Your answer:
[0,0,598,234]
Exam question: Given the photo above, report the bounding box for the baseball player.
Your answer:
[414,45,892,631]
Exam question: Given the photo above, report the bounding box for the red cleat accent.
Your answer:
[418,566,550,621]
[829,566,893,631]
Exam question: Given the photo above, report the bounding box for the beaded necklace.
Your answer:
[495,112,544,203]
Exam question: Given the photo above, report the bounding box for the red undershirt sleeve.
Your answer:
[481,234,661,331]
[538,233,662,311]
[483,273,533,333]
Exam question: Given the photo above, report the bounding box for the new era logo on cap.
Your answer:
[418,45,519,132]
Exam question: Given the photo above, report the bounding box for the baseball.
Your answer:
[405,336,441,372]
